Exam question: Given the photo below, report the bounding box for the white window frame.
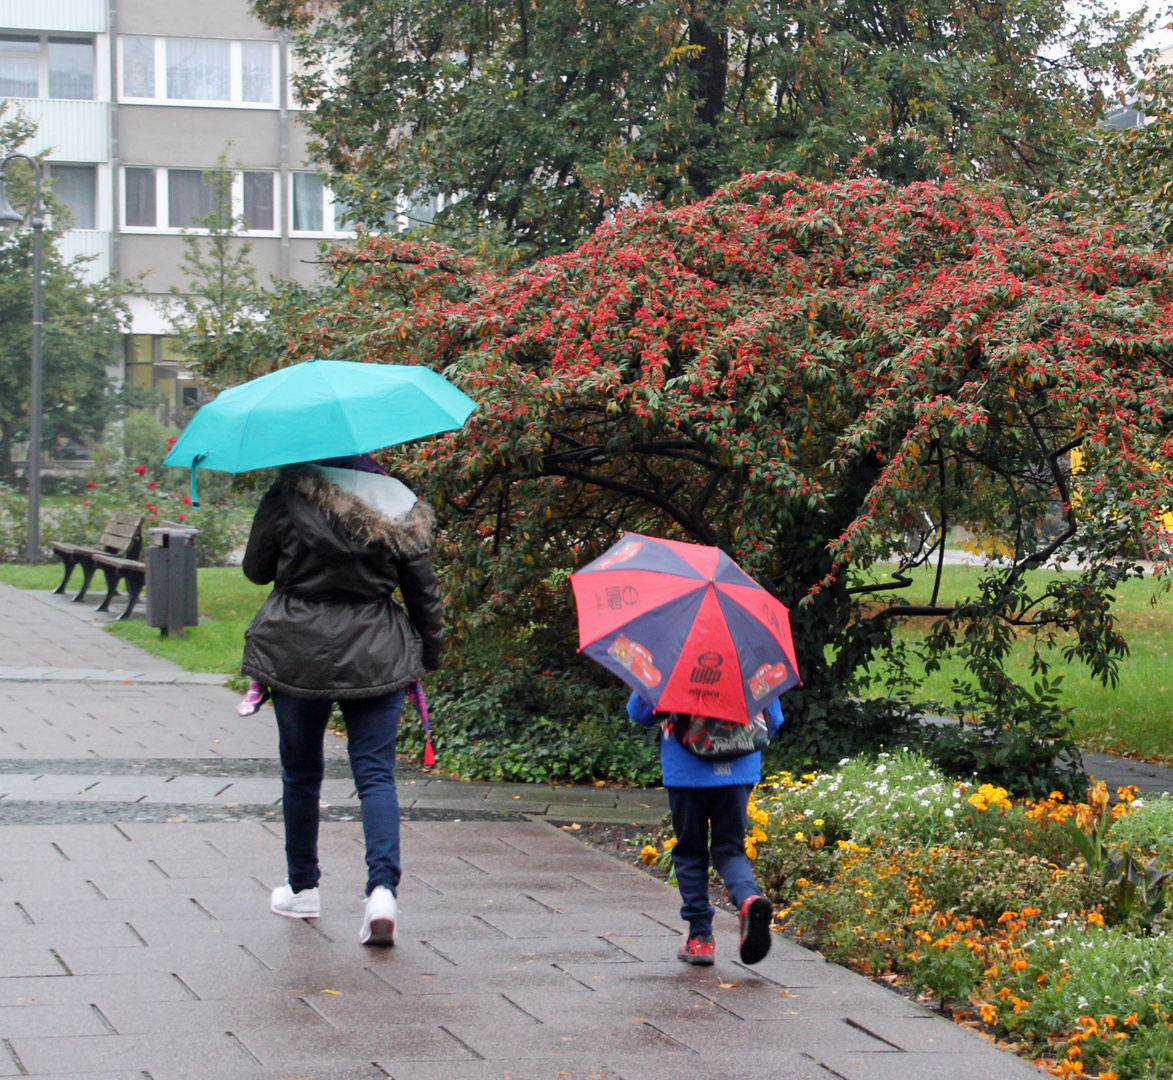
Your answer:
[119,166,281,236]
[0,32,96,101]
[117,36,278,109]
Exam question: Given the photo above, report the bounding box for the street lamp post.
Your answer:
[0,154,45,564]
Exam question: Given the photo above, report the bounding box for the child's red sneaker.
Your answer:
[738,895,773,964]
[677,934,715,965]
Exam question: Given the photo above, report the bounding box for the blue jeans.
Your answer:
[272,689,405,897]
[668,784,761,937]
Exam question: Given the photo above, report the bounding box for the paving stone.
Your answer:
[0,1001,117,1038]
[7,1030,264,1075]
[93,995,334,1034]
[0,972,198,1006]
[0,948,70,978]
[442,1017,699,1059]
[228,1022,484,1063]
[841,1010,1010,1053]
[365,1062,629,1080]
[651,1013,903,1057]
[814,1050,1048,1079]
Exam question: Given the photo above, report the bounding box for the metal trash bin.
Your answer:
[145,526,199,638]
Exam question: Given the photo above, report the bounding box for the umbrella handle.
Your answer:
[189,454,206,509]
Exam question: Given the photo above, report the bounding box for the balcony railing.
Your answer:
[0,0,106,32]
[9,99,109,163]
[59,230,111,282]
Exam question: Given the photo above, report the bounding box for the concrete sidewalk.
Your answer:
[0,583,1069,1077]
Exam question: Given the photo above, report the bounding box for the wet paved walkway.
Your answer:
[2,580,1153,1078]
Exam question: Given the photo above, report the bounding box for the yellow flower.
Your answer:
[748,825,768,844]
[1087,780,1110,821]
[744,839,758,859]
[640,845,657,864]
[793,832,806,842]
[661,837,677,851]
[813,819,824,827]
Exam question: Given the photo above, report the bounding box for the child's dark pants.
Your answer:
[668,784,761,937]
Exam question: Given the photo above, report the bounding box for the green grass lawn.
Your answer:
[865,563,1173,764]
[0,564,267,677]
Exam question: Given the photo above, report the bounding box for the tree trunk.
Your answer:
[686,3,728,197]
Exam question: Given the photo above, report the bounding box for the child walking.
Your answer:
[628,693,784,966]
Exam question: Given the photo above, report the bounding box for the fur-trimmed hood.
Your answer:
[280,464,436,558]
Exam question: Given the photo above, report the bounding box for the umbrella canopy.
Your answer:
[163,360,477,502]
[570,532,800,724]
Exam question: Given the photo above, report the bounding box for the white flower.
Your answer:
[1078,996,1088,1009]
[944,809,954,818]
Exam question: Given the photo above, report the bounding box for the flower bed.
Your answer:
[711,752,1173,1080]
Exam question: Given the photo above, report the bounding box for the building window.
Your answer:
[50,165,97,229]
[0,35,39,97]
[291,172,356,235]
[292,172,323,232]
[168,169,227,228]
[240,42,274,104]
[124,167,157,227]
[121,36,154,98]
[0,34,94,100]
[123,167,278,233]
[49,38,94,99]
[166,39,230,102]
[120,37,278,106]
[243,172,274,231]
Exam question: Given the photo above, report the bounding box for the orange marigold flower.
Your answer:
[979,1003,998,1024]
[1087,912,1104,927]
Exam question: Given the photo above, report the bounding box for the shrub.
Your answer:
[1108,794,1173,868]
[395,631,661,785]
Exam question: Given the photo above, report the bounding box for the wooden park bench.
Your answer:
[50,512,144,609]
[93,520,194,621]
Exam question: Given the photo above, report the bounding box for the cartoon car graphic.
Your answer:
[608,634,662,688]
[749,661,790,699]
[596,540,644,571]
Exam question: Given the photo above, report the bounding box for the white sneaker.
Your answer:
[270,883,320,919]
[361,886,397,946]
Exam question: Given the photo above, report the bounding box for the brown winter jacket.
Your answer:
[240,466,443,699]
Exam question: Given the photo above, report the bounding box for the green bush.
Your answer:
[395,632,661,786]
[1109,794,1173,869]
[120,410,180,478]
[2,475,248,567]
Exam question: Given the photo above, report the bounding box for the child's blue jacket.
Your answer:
[627,692,784,788]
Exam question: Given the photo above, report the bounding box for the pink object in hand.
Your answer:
[237,682,270,716]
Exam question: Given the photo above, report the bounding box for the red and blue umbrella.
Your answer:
[570,532,800,724]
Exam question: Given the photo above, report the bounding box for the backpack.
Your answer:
[666,711,771,762]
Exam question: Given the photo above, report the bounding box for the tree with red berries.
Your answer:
[283,172,1173,793]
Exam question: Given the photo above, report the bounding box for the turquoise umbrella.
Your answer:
[163,360,477,505]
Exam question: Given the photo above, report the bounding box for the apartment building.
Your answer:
[0,0,354,424]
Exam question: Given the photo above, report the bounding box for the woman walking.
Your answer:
[241,454,443,945]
